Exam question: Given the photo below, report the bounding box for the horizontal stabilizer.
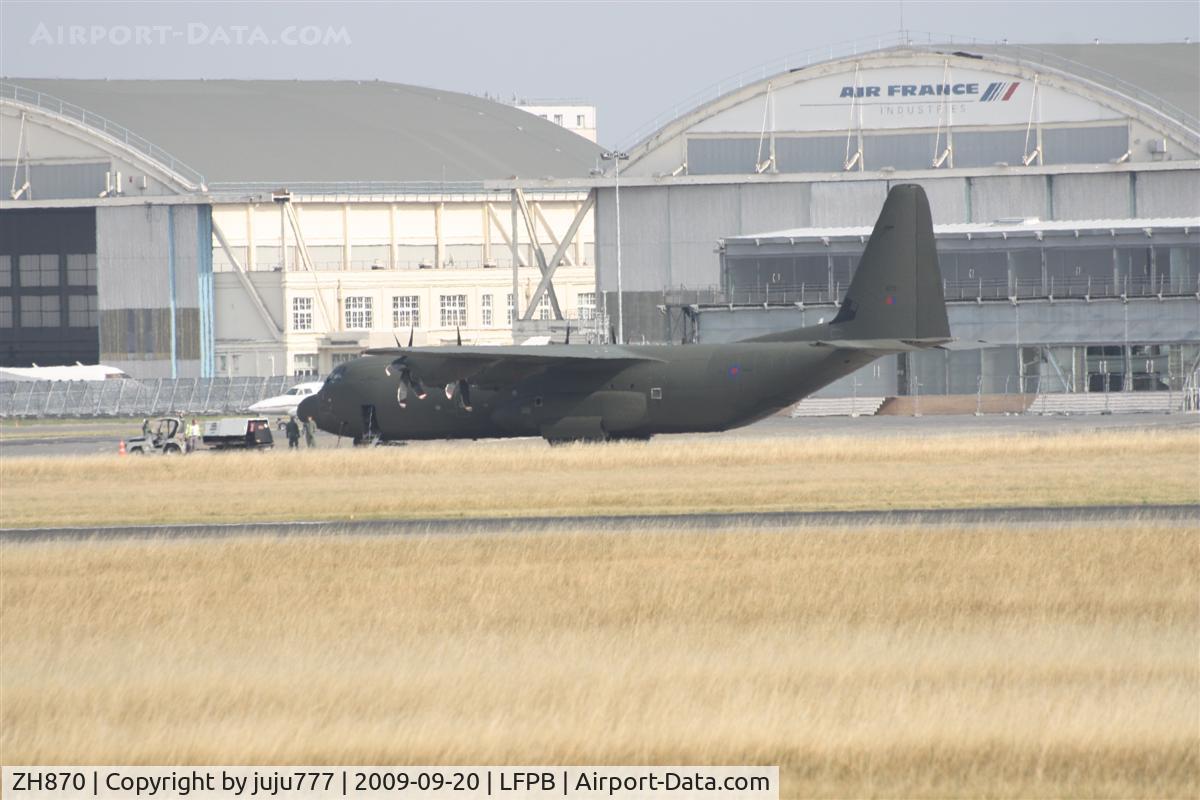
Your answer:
[812,337,955,352]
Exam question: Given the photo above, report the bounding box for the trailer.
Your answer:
[201,417,274,449]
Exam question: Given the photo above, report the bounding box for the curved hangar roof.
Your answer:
[625,43,1200,178]
[6,79,602,184]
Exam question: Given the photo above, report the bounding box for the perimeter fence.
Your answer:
[0,377,309,418]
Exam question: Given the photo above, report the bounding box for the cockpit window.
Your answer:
[326,365,347,385]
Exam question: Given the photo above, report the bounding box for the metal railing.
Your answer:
[714,274,1200,306]
[0,376,306,419]
[0,81,208,190]
[205,181,594,202]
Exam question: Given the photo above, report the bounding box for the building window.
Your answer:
[0,296,11,328]
[392,295,420,328]
[0,255,11,288]
[576,114,586,128]
[506,293,514,325]
[331,352,356,367]
[481,293,493,326]
[344,296,373,329]
[538,298,553,320]
[293,353,318,377]
[553,113,563,126]
[440,294,467,327]
[577,292,596,320]
[20,295,60,328]
[66,253,97,287]
[68,295,98,327]
[19,254,59,287]
[292,296,313,331]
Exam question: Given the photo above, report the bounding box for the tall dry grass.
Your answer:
[2,523,1196,798]
[2,429,1197,527]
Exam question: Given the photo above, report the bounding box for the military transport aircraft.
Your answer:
[298,184,951,444]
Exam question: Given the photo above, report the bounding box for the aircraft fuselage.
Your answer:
[303,342,880,443]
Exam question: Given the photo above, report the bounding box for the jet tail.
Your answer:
[745,184,950,346]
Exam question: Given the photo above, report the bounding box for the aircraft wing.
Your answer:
[365,345,664,386]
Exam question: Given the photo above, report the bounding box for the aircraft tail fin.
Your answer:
[745,184,949,346]
[828,183,949,342]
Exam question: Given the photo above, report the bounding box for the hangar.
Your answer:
[577,38,1200,398]
[3,37,1198,400]
[0,79,602,377]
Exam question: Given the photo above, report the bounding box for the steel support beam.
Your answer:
[211,218,283,341]
[488,203,526,266]
[513,187,563,320]
[523,191,595,321]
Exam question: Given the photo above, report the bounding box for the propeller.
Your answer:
[565,322,571,345]
[610,324,617,345]
[390,359,428,409]
[443,379,473,412]
[456,326,462,347]
[408,325,414,347]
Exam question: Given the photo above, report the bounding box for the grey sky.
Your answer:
[3,1,1197,147]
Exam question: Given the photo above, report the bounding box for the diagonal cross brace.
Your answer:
[211,219,283,341]
[514,188,562,320]
[520,190,595,321]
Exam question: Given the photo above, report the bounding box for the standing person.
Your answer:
[285,416,301,450]
[304,415,317,448]
[187,418,201,453]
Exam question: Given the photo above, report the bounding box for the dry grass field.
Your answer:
[2,523,1196,798]
[2,429,1197,527]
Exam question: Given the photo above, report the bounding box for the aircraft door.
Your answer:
[361,404,380,440]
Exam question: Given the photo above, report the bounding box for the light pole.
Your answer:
[601,150,629,344]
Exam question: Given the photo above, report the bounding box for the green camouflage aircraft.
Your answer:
[298,183,951,443]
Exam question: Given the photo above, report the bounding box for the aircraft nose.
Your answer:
[297,393,318,423]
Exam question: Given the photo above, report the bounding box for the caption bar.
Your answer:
[2,767,778,800]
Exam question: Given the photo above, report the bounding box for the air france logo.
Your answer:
[839,81,1019,101]
[980,81,1021,102]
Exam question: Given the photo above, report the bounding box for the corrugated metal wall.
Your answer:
[862,133,932,171]
[810,181,889,226]
[1136,170,1200,217]
[737,183,813,232]
[892,178,968,224]
[667,185,740,289]
[968,175,1046,222]
[0,163,109,200]
[1052,173,1131,219]
[775,136,846,173]
[97,204,208,378]
[1043,126,1128,165]
[595,187,671,292]
[685,128,1133,176]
